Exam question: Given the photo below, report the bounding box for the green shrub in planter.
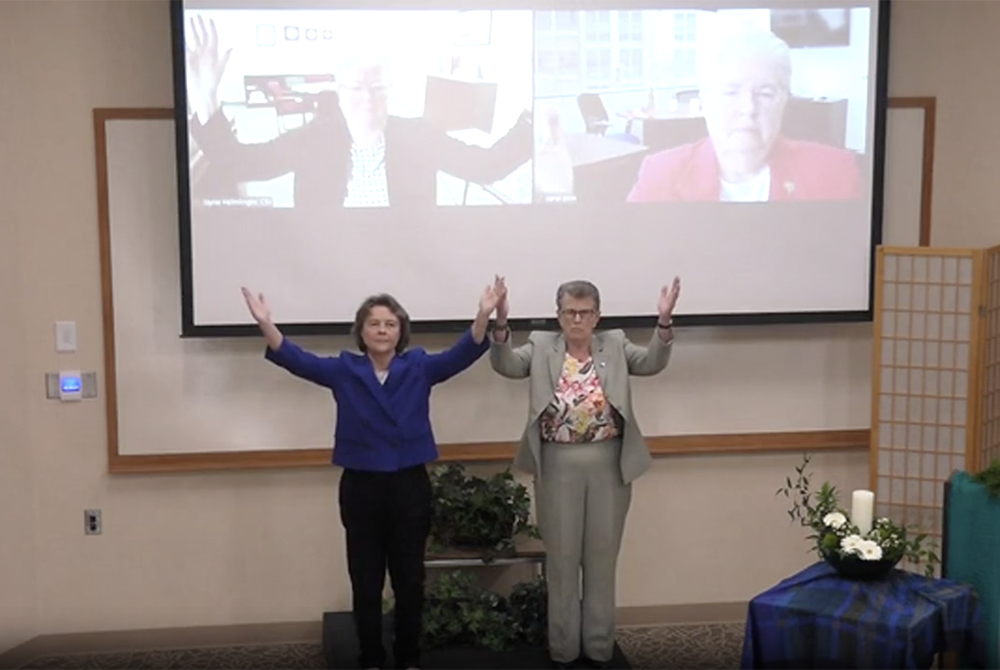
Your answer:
[948,460,1000,670]
[508,577,548,647]
[428,463,539,559]
[419,570,548,652]
[407,464,548,652]
[972,458,1000,498]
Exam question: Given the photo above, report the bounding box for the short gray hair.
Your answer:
[700,30,792,93]
[556,280,601,311]
[335,52,390,86]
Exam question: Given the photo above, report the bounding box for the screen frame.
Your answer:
[169,0,893,338]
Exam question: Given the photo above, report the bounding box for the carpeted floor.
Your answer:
[17,622,745,669]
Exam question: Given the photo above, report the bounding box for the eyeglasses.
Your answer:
[341,84,388,96]
[559,308,596,320]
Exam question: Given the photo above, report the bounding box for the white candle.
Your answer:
[851,490,875,535]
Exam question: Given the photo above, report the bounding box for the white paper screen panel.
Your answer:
[873,249,978,544]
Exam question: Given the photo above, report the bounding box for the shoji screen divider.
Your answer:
[870,245,1000,568]
[982,245,1000,468]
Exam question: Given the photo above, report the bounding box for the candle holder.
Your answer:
[776,453,940,578]
[822,547,901,581]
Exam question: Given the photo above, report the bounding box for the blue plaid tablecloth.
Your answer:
[741,561,984,669]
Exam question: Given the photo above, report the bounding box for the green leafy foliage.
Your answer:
[418,571,548,652]
[776,453,940,577]
[971,458,1000,498]
[508,578,548,647]
[405,464,548,651]
[428,463,539,562]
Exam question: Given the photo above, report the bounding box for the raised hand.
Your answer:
[658,276,681,320]
[494,275,509,322]
[478,280,501,317]
[186,14,231,123]
[241,286,272,324]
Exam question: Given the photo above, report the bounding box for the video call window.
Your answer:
[183,9,534,212]
[531,7,872,205]
[180,4,872,213]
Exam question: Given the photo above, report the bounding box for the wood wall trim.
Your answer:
[95,101,915,474]
[94,108,177,477]
[108,429,869,475]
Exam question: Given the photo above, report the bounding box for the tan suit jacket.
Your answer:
[490,328,672,485]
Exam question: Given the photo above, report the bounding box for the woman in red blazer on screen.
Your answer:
[627,30,862,203]
[241,280,502,670]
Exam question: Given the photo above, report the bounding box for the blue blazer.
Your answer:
[264,329,489,472]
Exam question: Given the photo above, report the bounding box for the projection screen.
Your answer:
[171,0,891,335]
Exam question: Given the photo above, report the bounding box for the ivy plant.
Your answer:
[428,463,539,561]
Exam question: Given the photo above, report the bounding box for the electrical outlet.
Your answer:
[84,509,102,535]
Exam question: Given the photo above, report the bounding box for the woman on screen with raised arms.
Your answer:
[488,277,680,669]
[185,16,532,212]
[241,280,502,670]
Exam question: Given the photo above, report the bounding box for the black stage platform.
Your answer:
[322,611,632,669]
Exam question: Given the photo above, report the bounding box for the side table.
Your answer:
[741,561,984,669]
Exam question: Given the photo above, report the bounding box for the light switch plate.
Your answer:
[55,321,77,352]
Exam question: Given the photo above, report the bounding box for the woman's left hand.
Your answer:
[658,276,681,320]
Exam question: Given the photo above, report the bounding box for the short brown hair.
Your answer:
[351,294,411,354]
[556,280,601,311]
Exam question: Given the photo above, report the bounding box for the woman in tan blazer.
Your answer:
[489,277,680,669]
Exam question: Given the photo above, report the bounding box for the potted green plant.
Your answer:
[419,570,548,652]
[386,463,550,653]
[946,458,1000,670]
[428,463,539,560]
[970,458,1000,497]
[776,453,940,579]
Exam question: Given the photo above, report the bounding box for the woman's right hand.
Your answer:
[186,14,231,124]
[241,287,272,324]
[242,287,284,350]
[494,275,509,324]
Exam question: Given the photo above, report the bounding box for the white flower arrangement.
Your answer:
[821,514,902,562]
[777,454,939,577]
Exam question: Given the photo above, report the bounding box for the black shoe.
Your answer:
[583,659,612,669]
[550,659,578,669]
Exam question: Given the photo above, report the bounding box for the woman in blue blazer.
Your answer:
[241,282,502,670]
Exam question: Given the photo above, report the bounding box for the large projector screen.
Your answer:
[171,0,890,335]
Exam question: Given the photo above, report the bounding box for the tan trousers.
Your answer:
[535,438,632,663]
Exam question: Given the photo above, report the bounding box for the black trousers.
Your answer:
[339,464,432,669]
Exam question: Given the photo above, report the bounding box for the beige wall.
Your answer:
[887,1,1000,251]
[0,13,34,648]
[1,0,998,651]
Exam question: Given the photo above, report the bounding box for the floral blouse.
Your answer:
[540,354,622,443]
